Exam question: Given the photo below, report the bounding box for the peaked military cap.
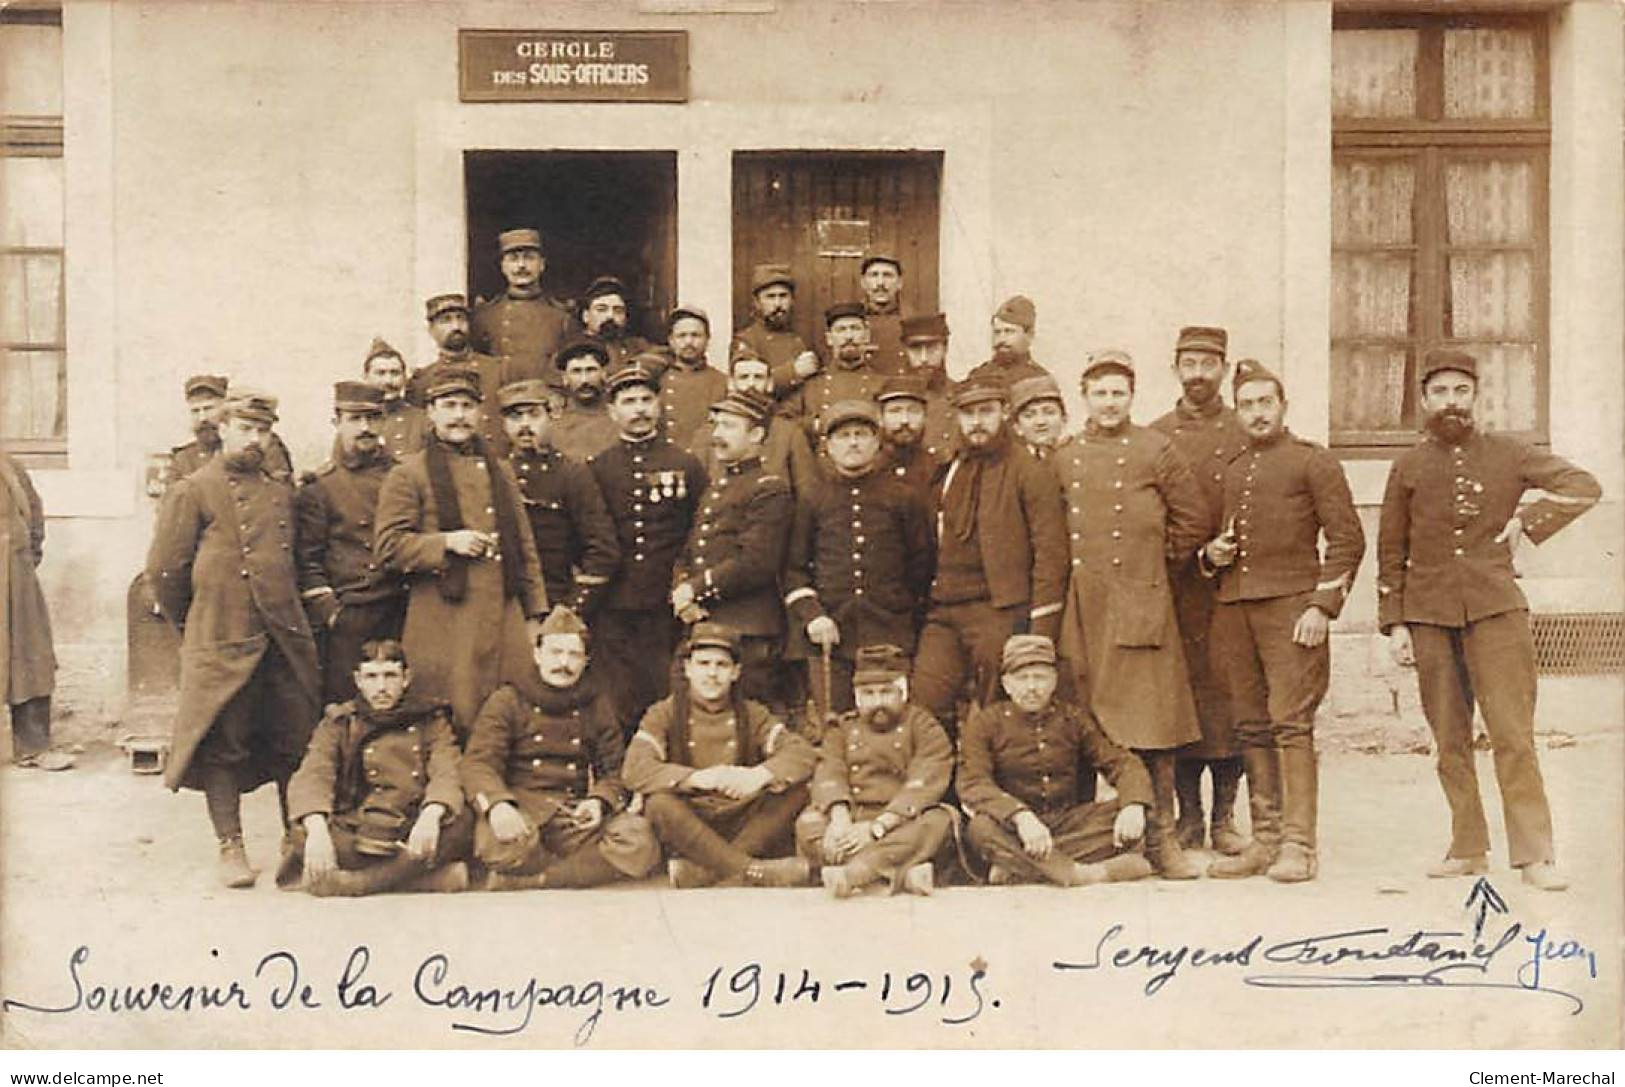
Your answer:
[824,300,867,327]
[1010,374,1065,415]
[1081,348,1135,382]
[686,621,741,660]
[498,227,542,254]
[363,336,401,364]
[709,388,774,427]
[994,295,1036,332]
[425,293,469,321]
[1001,634,1057,674]
[555,337,611,370]
[1176,326,1228,357]
[950,379,1007,409]
[605,360,660,398]
[333,381,385,413]
[860,253,902,276]
[668,304,710,332]
[751,263,795,293]
[424,365,482,403]
[900,312,949,343]
[1419,348,1478,385]
[497,379,551,411]
[581,275,629,304]
[852,644,909,685]
[184,373,229,400]
[1231,358,1283,395]
[222,387,279,425]
[877,375,929,405]
[823,398,882,436]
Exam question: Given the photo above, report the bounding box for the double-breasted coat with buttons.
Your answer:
[376,399,429,458]
[472,293,572,377]
[508,445,620,614]
[588,435,708,613]
[551,402,621,463]
[783,466,934,660]
[810,703,953,822]
[658,360,729,450]
[624,695,817,818]
[1150,398,1249,757]
[1053,421,1209,751]
[286,696,464,846]
[145,457,321,791]
[373,445,548,735]
[1,453,54,705]
[790,362,887,441]
[1376,430,1601,632]
[690,414,820,503]
[674,455,793,639]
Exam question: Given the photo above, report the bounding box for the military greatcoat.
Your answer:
[1,453,54,705]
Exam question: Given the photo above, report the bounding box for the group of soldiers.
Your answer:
[136,225,1602,898]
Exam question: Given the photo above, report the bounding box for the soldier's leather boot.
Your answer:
[1173,758,1206,850]
[1267,746,1318,883]
[405,862,469,894]
[743,856,811,888]
[217,836,258,889]
[1145,753,1201,880]
[1520,860,1569,892]
[1208,757,1246,856]
[668,858,719,889]
[901,863,935,896]
[1209,746,1281,879]
[1072,853,1154,886]
[1426,855,1487,878]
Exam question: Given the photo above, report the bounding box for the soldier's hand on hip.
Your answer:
[407,804,444,859]
[1387,624,1415,668]
[1113,803,1146,848]
[1292,605,1331,648]
[488,801,529,842]
[1014,810,1054,859]
[807,616,840,648]
[1494,515,1526,560]
[445,529,492,558]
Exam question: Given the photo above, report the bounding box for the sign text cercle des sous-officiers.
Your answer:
[459,29,689,103]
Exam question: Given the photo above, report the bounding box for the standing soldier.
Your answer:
[959,635,1154,887]
[471,227,572,380]
[785,400,934,719]
[1053,350,1209,880]
[858,253,907,376]
[497,379,620,618]
[1149,326,1249,855]
[910,380,1068,738]
[576,275,652,369]
[1009,375,1071,460]
[876,375,945,496]
[1379,349,1600,892]
[689,349,819,498]
[550,338,621,462]
[406,294,509,455]
[659,305,729,446]
[589,361,708,730]
[967,296,1049,389]
[1200,362,1364,883]
[374,366,549,736]
[731,263,819,398]
[671,389,793,714]
[797,645,955,897]
[361,338,429,457]
[146,390,321,888]
[167,374,294,486]
[895,312,958,454]
[464,607,660,890]
[295,382,408,705]
[624,622,817,888]
[3,450,68,769]
[792,302,886,440]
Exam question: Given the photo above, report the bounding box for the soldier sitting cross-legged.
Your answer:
[795,645,956,898]
[463,606,660,891]
[959,635,1155,887]
[624,623,817,888]
[281,639,473,896]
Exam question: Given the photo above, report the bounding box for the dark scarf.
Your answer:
[941,428,1009,544]
[668,680,755,768]
[425,433,524,603]
[337,695,446,813]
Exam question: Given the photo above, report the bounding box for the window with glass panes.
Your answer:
[1,4,65,455]
[1331,13,1549,448]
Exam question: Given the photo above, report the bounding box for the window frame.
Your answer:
[1331,10,1552,451]
[1,2,66,462]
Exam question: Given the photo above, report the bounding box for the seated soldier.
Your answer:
[624,622,817,888]
[959,634,1154,887]
[795,645,956,898]
[463,606,659,890]
[281,639,473,896]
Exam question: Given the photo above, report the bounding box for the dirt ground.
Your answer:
[1,730,1620,1051]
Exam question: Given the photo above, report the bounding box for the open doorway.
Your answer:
[464,151,677,342]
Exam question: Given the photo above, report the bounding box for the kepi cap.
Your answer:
[498,379,551,411]
[605,361,660,398]
[1176,325,1228,357]
[1001,634,1057,674]
[993,295,1036,332]
[184,373,229,400]
[1081,348,1135,382]
[580,275,629,305]
[824,301,866,327]
[709,389,774,427]
[876,375,929,405]
[667,304,709,332]
[686,622,741,660]
[1010,374,1064,416]
[1420,348,1478,385]
[751,263,795,293]
[950,379,1007,409]
[900,312,949,344]
[860,253,902,276]
[822,398,881,436]
[852,644,909,686]
[498,228,542,255]
[222,387,279,425]
[424,365,482,403]
[425,293,468,321]
[333,381,385,414]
